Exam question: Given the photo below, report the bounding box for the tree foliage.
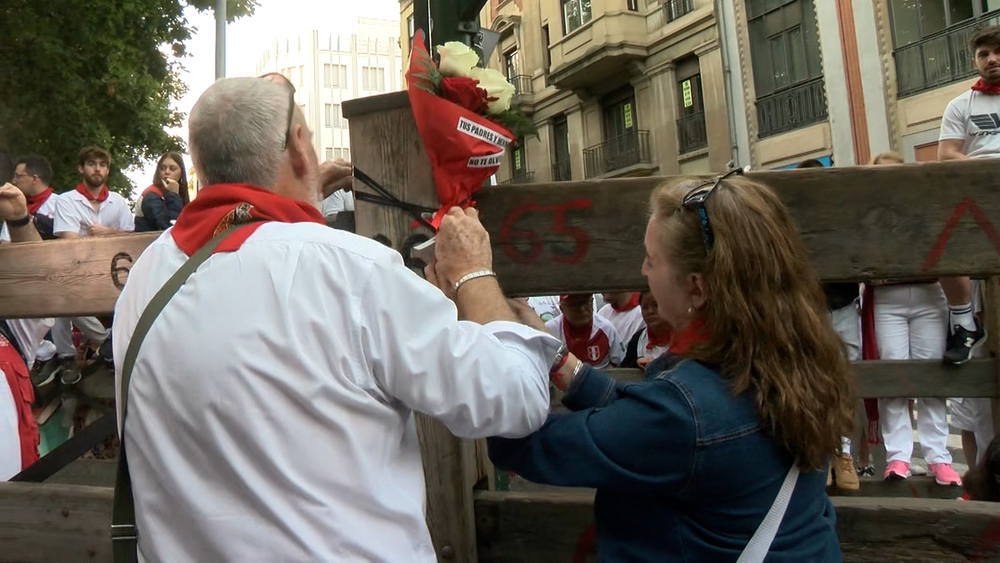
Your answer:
[0,0,257,196]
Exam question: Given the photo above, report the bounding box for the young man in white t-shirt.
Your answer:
[937,26,1000,366]
[48,147,134,383]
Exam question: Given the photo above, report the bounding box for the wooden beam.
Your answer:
[607,358,999,398]
[2,161,1000,315]
[346,92,481,562]
[476,159,1000,295]
[0,232,157,318]
[0,482,112,562]
[473,490,1000,562]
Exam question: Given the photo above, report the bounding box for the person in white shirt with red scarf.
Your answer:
[112,75,560,562]
[597,291,645,344]
[545,294,625,369]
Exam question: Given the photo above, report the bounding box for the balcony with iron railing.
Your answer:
[511,75,533,97]
[583,130,652,178]
[551,159,572,182]
[756,77,828,138]
[677,111,707,154]
[894,10,1000,98]
[665,0,695,22]
[499,171,535,185]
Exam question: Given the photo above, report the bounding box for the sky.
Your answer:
[126,0,401,194]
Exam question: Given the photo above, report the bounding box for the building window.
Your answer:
[747,0,828,137]
[504,49,520,80]
[324,64,348,88]
[542,25,552,80]
[362,66,386,91]
[511,142,526,177]
[325,104,345,128]
[627,0,639,11]
[333,148,351,161]
[890,1,1000,97]
[676,57,707,154]
[582,86,652,177]
[665,0,694,22]
[562,0,593,34]
[552,116,571,182]
[325,148,334,161]
[407,15,415,46]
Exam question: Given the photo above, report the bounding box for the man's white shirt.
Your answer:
[321,190,355,217]
[0,191,59,242]
[939,89,1000,159]
[597,303,645,344]
[113,222,558,562]
[53,189,134,236]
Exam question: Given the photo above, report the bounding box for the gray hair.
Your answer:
[189,77,290,188]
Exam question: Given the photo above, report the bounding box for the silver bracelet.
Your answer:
[453,269,497,293]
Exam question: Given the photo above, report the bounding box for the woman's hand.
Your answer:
[162,177,180,193]
[637,357,652,371]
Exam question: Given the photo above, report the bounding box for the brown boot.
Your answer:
[833,453,860,491]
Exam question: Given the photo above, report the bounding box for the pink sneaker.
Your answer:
[928,463,962,486]
[884,460,910,481]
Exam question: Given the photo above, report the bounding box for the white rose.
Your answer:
[470,67,515,115]
[437,42,479,78]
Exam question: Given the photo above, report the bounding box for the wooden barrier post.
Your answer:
[343,91,487,561]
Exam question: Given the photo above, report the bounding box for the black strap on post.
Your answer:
[351,167,438,231]
[112,224,246,563]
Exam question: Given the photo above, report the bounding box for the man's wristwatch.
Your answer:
[550,343,569,374]
[6,214,31,228]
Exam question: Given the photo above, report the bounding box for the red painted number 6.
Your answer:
[498,199,593,265]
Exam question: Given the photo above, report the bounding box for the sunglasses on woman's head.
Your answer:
[681,167,744,254]
[259,72,296,150]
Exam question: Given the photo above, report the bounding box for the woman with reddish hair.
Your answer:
[493,171,854,561]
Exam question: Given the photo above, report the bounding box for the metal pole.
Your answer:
[215,0,227,80]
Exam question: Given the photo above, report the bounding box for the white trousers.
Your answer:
[874,284,952,465]
[830,302,860,455]
[52,317,109,358]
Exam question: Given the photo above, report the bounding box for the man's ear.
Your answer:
[77,164,84,176]
[288,123,311,179]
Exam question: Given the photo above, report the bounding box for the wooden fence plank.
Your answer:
[476,160,1000,296]
[0,233,157,318]
[0,482,112,563]
[2,160,999,315]
[607,358,998,398]
[473,490,1000,562]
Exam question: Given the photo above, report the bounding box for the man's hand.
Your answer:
[637,357,652,371]
[320,159,353,199]
[0,183,28,221]
[434,207,493,289]
[89,224,118,236]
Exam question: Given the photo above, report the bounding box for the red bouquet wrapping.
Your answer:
[406,31,528,227]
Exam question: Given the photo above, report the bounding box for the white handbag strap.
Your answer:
[736,461,800,563]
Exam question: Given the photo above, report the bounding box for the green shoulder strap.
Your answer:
[112,225,245,563]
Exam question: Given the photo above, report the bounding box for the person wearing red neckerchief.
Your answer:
[621,290,671,372]
[490,174,853,562]
[937,27,1000,368]
[111,76,561,562]
[48,147,132,385]
[598,291,644,345]
[1,155,59,243]
[545,294,625,369]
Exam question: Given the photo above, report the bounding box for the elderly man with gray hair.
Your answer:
[111,76,561,561]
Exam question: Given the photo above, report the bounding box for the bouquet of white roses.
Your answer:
[406,30,536,227]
